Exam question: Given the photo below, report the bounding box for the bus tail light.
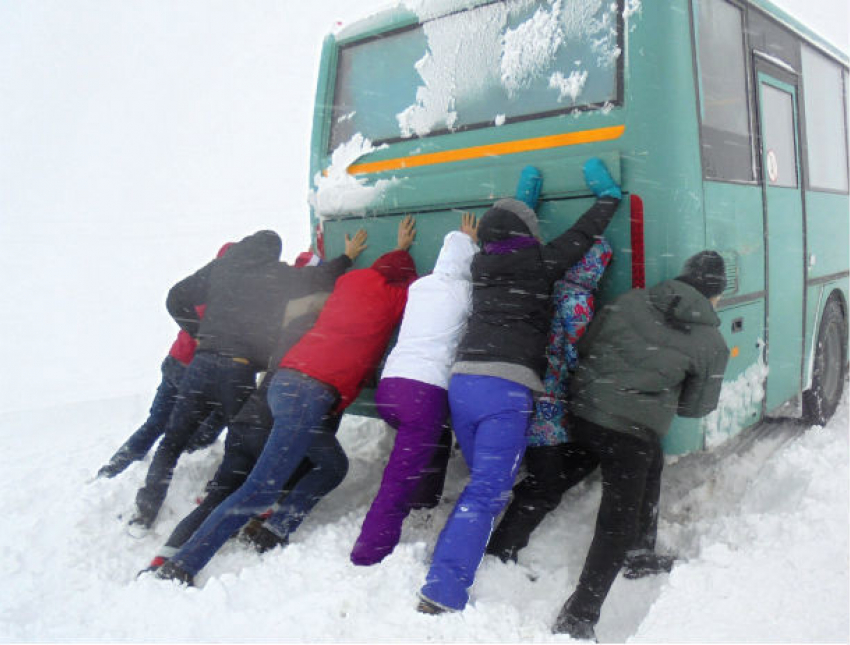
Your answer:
[630,194,646,289]
[316,222,326,259]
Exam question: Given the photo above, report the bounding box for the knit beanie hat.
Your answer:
[294,250,322,267]
[371,249,418,286]
[477,197,541,244]
[676,251,727,299]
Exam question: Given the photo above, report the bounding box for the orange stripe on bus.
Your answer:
[346,125,626,175]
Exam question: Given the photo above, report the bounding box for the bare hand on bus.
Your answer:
[396,215,416,251]
[344,229,368,260]
[460,212,478,243]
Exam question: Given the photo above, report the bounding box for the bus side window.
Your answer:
[801,45,850,193]
[696,0,754,182]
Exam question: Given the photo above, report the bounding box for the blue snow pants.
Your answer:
[420,374,532,610]
[169,368,340,576]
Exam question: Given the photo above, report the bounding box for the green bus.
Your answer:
[306,0,849,454]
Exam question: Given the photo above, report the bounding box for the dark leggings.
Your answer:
[564,417,663,622]
[487,443,600,560]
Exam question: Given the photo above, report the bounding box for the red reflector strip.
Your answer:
[316,223,326,260]
[630,194,645,289]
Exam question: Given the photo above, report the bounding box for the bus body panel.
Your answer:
[307,0,849,453]
[704,183,766,301]
[802,191,850,388]
[623,0,707,287]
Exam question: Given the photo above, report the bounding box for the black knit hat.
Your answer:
[675,251,726,299]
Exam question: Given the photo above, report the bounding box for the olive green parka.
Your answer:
[569,279,729,439]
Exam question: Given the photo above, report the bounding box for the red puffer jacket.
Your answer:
[168,306,205,365]
[280,250,416,411]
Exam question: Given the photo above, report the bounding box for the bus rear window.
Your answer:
[329,0,623,151]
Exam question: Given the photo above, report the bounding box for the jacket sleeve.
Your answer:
[316,254,353,284]
[575,301,613,359]
[166,261,215,337]
[541,197,619,279]
[290,254,352,297]
[677,342,730,418]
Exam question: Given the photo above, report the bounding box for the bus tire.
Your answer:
[802,295,848,426]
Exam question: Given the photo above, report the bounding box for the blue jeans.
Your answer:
[262,420,348,541]
[134,351,256,524]
[421,374,532,610]
[169,368,339,576]
[100,357,226,478]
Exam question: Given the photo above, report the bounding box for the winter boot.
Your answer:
[583,157,622,200]
[416,592,455,616]
[156,560,195,587]
[136,556,168,578]
[623,550,676,579]
[515,165,543,210]
[485,541,519,564]
[242,522,288,554]
[552,597,598,642]
[126,513,153,539]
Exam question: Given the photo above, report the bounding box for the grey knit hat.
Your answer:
[676,251,727,299]
[488,198,541,239]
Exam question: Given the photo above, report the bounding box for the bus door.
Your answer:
[755,66,805,413]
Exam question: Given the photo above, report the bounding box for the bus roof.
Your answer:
[749,0,849,67]
[335,0,848,68]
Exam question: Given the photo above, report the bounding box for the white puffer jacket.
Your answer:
[380,230,477,389]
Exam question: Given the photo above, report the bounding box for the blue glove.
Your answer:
[515,165,543,210]
[583,157,621,199]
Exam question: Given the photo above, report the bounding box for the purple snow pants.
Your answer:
[351,377,450,566]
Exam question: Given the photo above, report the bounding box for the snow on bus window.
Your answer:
[329,0,625,150]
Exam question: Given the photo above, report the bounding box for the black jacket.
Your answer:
[455,197,619,377]
[166,230,351,369]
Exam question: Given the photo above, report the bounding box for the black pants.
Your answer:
[565,417,664,623]
[408,422,453,510]
[487,443,599,561]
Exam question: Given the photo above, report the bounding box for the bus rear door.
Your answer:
[755,62,805,413]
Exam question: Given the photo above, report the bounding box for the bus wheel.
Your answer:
[802,296,848,426]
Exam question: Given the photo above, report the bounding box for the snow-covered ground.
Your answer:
[1,0,848,642]
[0,384,847,642]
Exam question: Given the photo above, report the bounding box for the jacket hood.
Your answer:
[562,238,612,290]
[371,249,418,285]
[227,230,282,264]
[477,198,540,244]
[648,279,721,329]
[433,231,477,281]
